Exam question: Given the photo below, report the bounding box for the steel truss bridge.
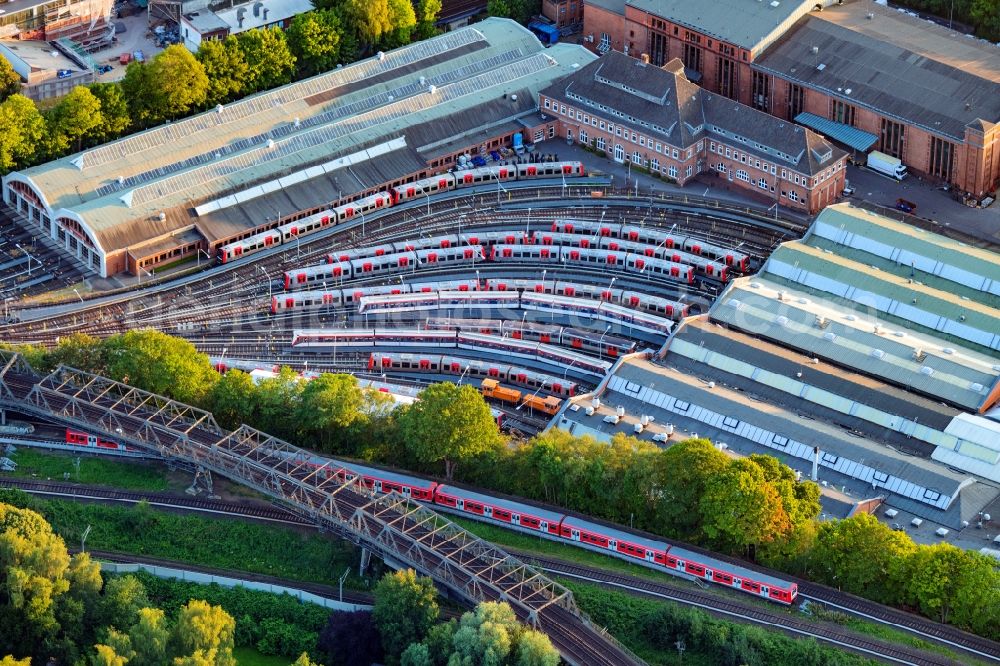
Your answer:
[0,351,643,666]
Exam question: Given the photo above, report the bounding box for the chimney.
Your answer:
[252,1,262,17]
[262,7,268,20]
[640,53,649,65]
[812,446,819,481]
[236,7,246,27]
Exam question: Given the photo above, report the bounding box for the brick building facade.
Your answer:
[581,0,999,200]
[540,52,848,214]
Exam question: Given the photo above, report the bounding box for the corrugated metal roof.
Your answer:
[711,278,1000,411]
[753,3,1000,140]
[794,112,877,152]
[764,242,1000,353]
[624,0,816,51]
[11,19,596,253]
[671,318,959,432]
[808,204,1000,300]
[609,359,972,510]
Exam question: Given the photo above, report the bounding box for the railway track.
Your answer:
[2,477,994,665]
[2,184,795,342]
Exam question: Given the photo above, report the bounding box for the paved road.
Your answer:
[843,165,1000,246]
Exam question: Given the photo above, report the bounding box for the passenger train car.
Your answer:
[293,328,613,376]
[265,453,798,604]
[367,352,578,397]
[283,246,485,289]
[549,219,750,272]
[65,428,138,453]
[218,162,586,263]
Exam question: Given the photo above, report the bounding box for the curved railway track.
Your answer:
[2,184,798,342]
[1,477,994,665]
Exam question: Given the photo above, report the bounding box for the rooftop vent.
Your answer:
[117,176,124,185]
[158,212,166,221]
[252,1,262,17]
[428,84,437,94]
[871,349,885,360]
[823,332,837,342]
[377,51,385,61]
[815,315,829,329]
[775,315,789,327]
[266,139,275,149]
[215,104,224,113]
[920,366,935,376]
[511,93,517,101]
[942,347,955,355]
[777,290,786,301]
[913,348,926,362]
[970,382,985,392]
[293,117,300,127]
[816,63,826,71]
[419,76,426,85]
[770,0,780,6]
[811,46,819,54]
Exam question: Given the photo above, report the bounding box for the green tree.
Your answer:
[170,600,236,666]
[399,643,431,666]
[291,653,320,666]
[208,369,257,430]
[120,61,158,128]
[86,83,131,145]
[102,329,219,405]
[902,542,1000,633]
[254,367,304,439]
[515,630,559,666]
[287,10,344,76]
[46,332,106,374]
[422,620,455,666]
[414,0,442,39]
[0,56,22,102]
[0,94,46,173]
[91,644,129,666]
[65,551,103,617]
[295,373,365,450]
[383,0,417,47]
[1,658,31,666]
[372,570,439,664]
[486,0,537,24]
[128,607,170,666]
[341,0,394,45]
[236,28,296,93]
[806,513,914,605]
[98,575,150,632]
[47,86,103,153]
[699,457,792,555]
[653,438,729,539]
[147,45,209,119]
[196,36,249,106]
[399,382,502,479]
[0,502,72,651]
[450,602,521,665]
[970,0,1000,40]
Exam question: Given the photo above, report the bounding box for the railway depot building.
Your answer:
[539,51,848,213]
[558,203,1000,528]
[581,0,1000,200]
[1,19,595,278]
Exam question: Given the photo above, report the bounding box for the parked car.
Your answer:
[133,49,145,63]
[895,198,917,213]
[56,69,73,79]
[119,52,131,64]
[97,64,113,74]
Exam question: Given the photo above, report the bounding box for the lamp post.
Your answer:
[457,364,471,385]
[597,325,611,359]
[525,207,531,237]
[72,288,84,303]
[197,248,211,267]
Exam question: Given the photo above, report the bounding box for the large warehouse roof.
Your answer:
[624,0,817,52]
[7,19,594,253]
[712,278,1000,412]
[753,2,1000,140]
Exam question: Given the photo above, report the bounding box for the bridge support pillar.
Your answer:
[185,467,219,499]
[359,547,372,577]
[0,409,6,425]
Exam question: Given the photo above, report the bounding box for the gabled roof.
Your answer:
[540,50,844,175]
[753,3,1000,140]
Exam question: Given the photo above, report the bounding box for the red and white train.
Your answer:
[65,428,139,453]
[293,329,613,377]
[217,162,586,263]
[279,455,799,604]
[368,352,578,397]
[549,219,751,272]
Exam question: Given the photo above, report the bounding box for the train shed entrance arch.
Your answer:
[0,351,643,666]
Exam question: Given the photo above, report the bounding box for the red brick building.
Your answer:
[539,51,848,214]
[580,0,1000,200]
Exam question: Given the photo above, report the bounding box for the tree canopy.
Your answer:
[287,9,348,76]
[146,45,210,119]
[399,382,502,479]
[0,94,45,174]
[0,55,21,102]
[47,86,103,154]
[102,329,219,405]
[372,570,440,664]
[196,36,249,106]
[236,28,296,93]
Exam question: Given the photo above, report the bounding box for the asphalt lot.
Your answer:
[88,13,165,83]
